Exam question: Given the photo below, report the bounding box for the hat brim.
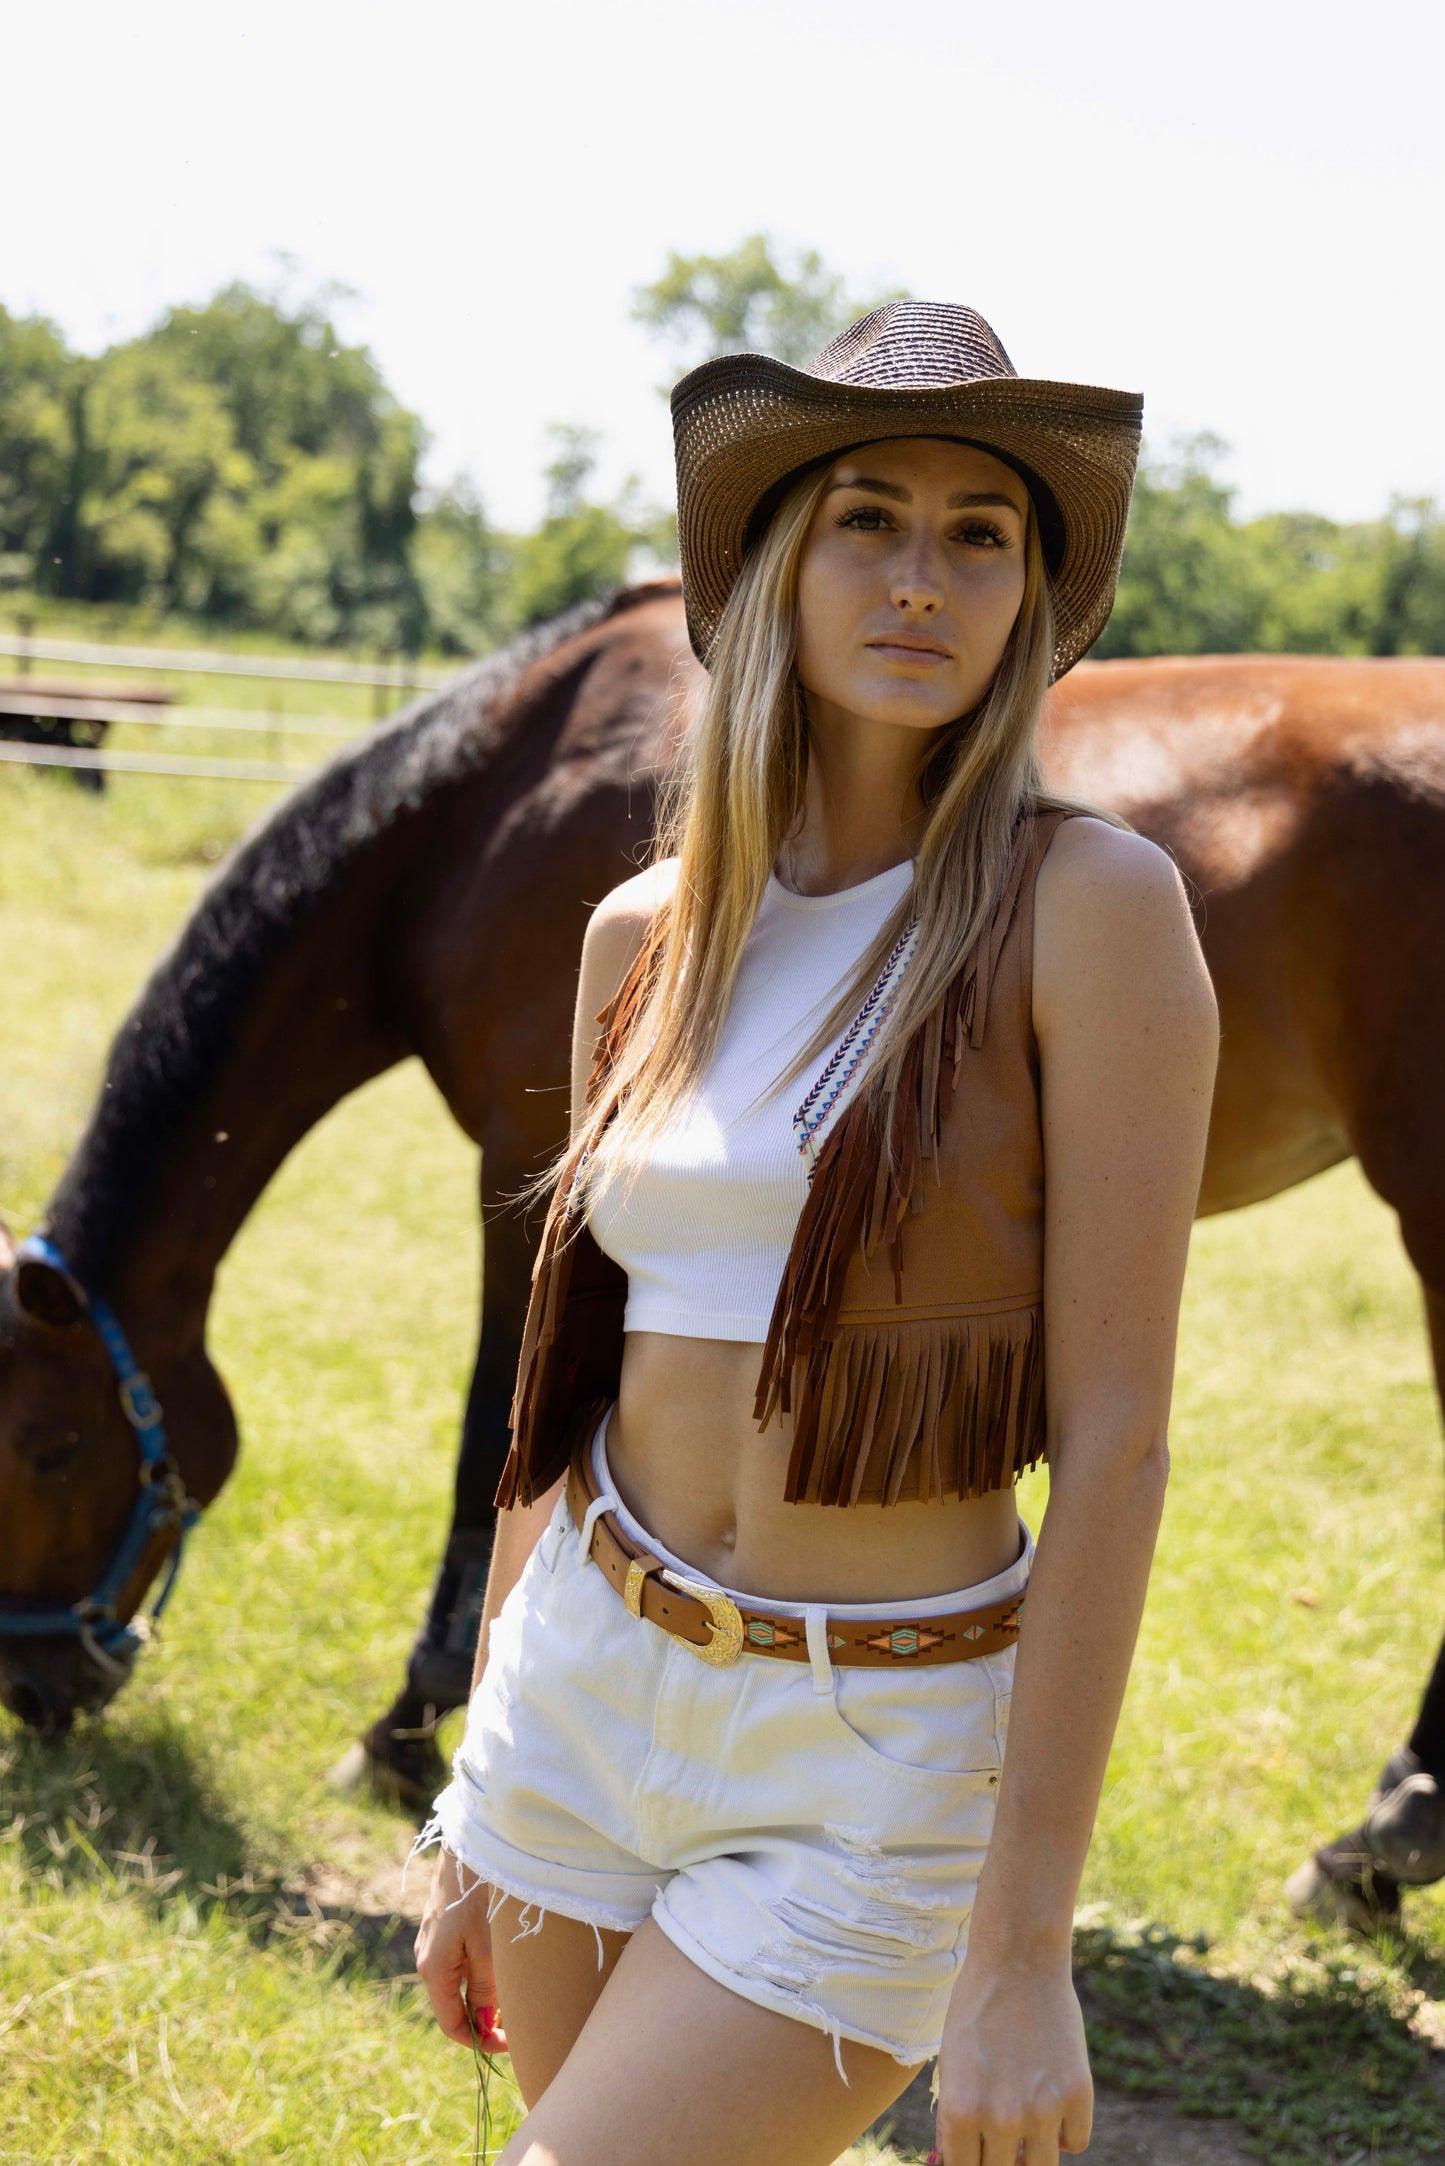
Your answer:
[671,353,1144,680]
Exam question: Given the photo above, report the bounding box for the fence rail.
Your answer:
[0,631,452,690]
[0,690,361,739]
[0,741,313,784]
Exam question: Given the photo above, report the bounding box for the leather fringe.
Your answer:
[786,1305,1046,1505]
[754,816,1044,1505]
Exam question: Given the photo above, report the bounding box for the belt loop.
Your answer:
[804,1606,835,1696]
[579,1492,614,1561]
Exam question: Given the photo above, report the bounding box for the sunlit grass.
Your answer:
[1,754,1443,2161]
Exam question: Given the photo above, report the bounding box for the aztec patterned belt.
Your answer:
[565,1448,1025,1670]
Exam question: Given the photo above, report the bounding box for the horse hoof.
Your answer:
[1285,1851,1401,1934]
[325,1733,444,1814]
[326,1741,375,1794]
[1365,1769,1445,1885]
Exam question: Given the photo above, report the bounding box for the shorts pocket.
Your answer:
[818,1661,1004,1786]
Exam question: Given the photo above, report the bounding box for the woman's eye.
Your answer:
[835,505,893,531]
[955,520,1009,549]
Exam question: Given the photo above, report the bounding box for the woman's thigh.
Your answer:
[494,1915,923,2166]
[489,1897,631,2107]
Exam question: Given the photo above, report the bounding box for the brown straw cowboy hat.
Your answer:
[670,299,1143,680]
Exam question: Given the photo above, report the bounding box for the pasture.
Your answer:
[2,750,1445,2163]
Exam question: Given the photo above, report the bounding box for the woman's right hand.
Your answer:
[415,1845,506,2050]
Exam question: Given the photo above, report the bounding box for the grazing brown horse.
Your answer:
[1,581,1443,1927]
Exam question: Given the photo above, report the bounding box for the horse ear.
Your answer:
[14,1255,85,1330]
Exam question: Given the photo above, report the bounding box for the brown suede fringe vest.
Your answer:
[496,807,1075,1514]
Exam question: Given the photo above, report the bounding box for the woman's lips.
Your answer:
[866,639,952,662]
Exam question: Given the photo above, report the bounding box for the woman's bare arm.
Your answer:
[935,818,1219,2163]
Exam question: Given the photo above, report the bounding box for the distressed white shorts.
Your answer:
[421,1409,1031,2073]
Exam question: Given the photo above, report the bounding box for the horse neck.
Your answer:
[45,837,416,1354]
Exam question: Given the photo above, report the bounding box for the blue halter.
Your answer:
[1,1234,202,1677]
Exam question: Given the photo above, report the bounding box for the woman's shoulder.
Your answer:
[1035,808,1178,908]
[1032,811,1217,1034]
[579,857,681,1013]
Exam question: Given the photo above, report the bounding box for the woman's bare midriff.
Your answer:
[609,1330,1025,1604]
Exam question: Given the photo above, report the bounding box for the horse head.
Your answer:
[0,1218,238,1734]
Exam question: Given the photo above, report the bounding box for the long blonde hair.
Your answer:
[574,453,1070,1207]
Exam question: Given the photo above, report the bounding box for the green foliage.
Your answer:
[632,231,909,376]
[77,341,257,614]
[6,258,1444,664]
[0,305,79,595]
[409,479,512,657]
[0,283,430,651]
[1096,436,1445,659]
[502,425,661,628]
[0,284,674,658]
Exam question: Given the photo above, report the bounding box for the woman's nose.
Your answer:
[889,536,945,614]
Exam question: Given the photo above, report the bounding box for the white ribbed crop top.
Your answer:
[587,858,917,1343]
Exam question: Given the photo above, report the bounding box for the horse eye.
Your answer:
[24,1430,85,1476]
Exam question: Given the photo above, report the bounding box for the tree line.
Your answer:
[1,245,1441,660]
[0,282,660,656]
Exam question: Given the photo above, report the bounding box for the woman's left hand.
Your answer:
[932,1949,1093,2163]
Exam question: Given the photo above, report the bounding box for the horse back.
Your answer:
[1044,655,1445,1213]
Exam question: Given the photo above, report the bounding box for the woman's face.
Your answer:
[794,436,1031,737]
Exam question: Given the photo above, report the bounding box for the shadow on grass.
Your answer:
[1395,1935,1445,2011]
[9,1726,1440,2163]
[1071,1919,1444,2166]
[865,1921,1445,2166]
[1,1713,417,1982]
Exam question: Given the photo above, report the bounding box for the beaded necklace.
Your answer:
[791,914,920,1175]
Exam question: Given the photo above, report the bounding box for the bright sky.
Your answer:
[7,0,1443,531]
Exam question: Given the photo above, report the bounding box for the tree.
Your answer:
[632,234,908,376]
[504,427,654,627]
[1368,499,1445,656]
[3,272,1440,662]
[1093,437,1445,661]
[0,307,80,596]
[1094,436,1268,657]
[143,283,427,647]
[77,342,257,613]
[411,479,512,656]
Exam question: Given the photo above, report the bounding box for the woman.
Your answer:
[416,301,1219,2165]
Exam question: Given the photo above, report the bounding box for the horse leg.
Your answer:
[1286,1253,1445,1926]
[1357,1283,1445,1877]
[339,1187,535,1809]
[346,1362,503,1808]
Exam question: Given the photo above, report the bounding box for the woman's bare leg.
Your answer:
[492,1913,923,2166]
[488,1896,631,2105]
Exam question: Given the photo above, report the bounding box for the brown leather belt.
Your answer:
[566,1445,1025,1669]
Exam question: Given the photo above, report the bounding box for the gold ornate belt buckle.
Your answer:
[659,1569,745,1666]
[622,1556,658,1618]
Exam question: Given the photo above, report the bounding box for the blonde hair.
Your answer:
[572,452,1082,1209]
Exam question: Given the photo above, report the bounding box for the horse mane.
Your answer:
[48,586,668,1285]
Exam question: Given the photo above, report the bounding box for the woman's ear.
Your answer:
[14,1256,86,1330]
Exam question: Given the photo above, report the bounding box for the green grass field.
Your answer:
[2,748,1444,2163]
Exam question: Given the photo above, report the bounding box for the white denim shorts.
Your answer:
[421,1408,1031,2073]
